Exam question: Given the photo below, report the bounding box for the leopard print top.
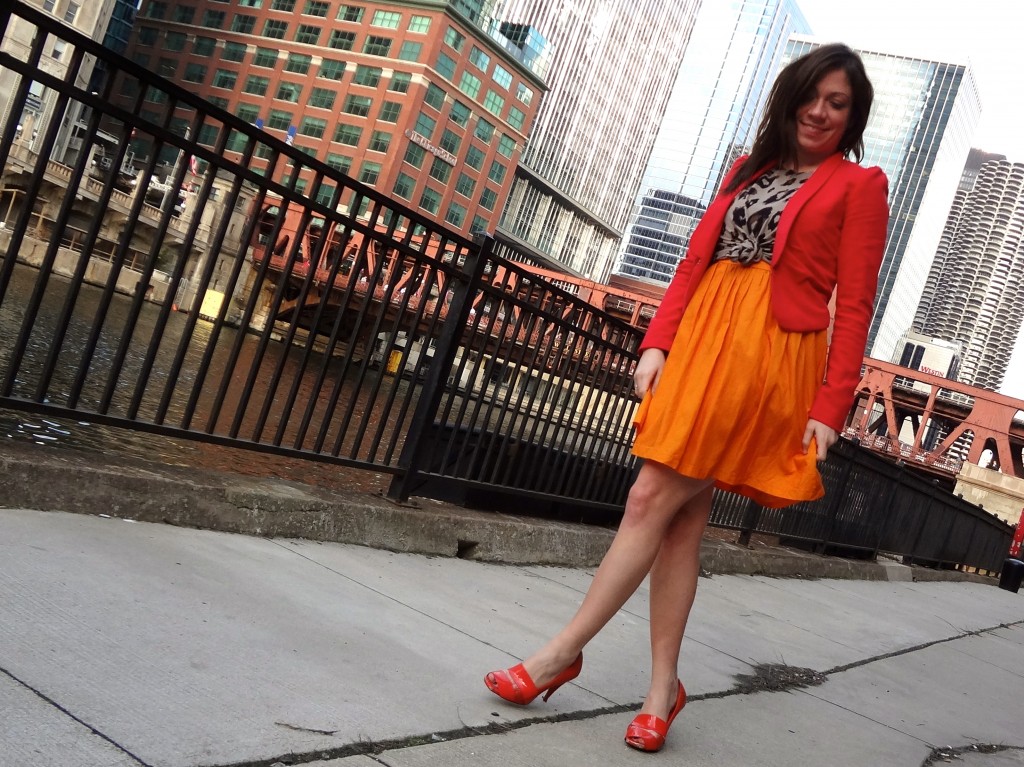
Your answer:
[713,168,811,266]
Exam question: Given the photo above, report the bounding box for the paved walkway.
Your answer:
[2,507,1022,767]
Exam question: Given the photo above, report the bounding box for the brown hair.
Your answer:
[726,43,873,192]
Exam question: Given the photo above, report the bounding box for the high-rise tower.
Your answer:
[492,0,701,281]
[615,0,810,284]
[912,157,1024,390]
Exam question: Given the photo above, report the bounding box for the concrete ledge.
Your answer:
[0,439,997,582]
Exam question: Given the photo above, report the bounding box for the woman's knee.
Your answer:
[622,462,708,527]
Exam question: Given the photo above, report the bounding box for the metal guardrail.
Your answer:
[0,2,1012,572]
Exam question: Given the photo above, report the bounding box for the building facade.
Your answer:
[124,0,545,238]
[615,0,809,283]
[492,0,700,281]
[783,37,982,362]
[912,158,1024,390]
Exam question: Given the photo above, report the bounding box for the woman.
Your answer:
[484,43,889,753]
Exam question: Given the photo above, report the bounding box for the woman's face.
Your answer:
[794,68,852,170]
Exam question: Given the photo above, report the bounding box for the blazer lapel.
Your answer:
[772,153,844,265]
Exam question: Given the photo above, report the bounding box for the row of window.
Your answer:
[145,2,407,27]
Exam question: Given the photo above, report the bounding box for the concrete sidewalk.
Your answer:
[2,507,1022,767]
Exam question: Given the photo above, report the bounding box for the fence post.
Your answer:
[737,498,763,547]
[387,234,491,503]
[815,438,857,554]
[870,459,904,559]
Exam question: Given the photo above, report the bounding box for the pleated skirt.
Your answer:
[632,260,828,508]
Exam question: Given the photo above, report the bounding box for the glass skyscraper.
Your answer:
[492,0,701,280]
[783,37,982,362]
[615,0,810,283]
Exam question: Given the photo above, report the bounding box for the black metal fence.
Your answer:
[0,2,1013,572]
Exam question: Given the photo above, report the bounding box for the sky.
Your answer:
[795,0,1024,402]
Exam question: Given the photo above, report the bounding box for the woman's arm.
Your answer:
[807,167,890,432]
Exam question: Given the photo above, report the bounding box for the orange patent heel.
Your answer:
[484,653,583,705]
[624,679,686,753]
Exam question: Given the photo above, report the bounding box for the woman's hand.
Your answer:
[634,348,666,398]
[802,418,837,462]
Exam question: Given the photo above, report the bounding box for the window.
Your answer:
[444,26,465,52]
[516,83,533,105]
[445,201,466,228]
[483,90,504,116]
[183,63,208,83]
[315,183,336,206]
[363,36,392,56]
[488,160,506,184]
[270,0,296,9]
[424,83,446,110]
[479,187,498,211]
[413,112,436,139]
[393,172,415,199]
[222,41,246,60]
[145,2,166,18]
[253,48,278,67]
[262,19,288,38]
[157,57,177,76]
[304,0,329,16]
[439,129,460,154]
[276,82,302,102]
[492,64,512,89]
[328,30,355,50]
[409,15,431,32]
[208,96,230,109]
[419,187,442,214]
[326,154,353,174]
[454,173,475,198]
[369,130,391,152]
[429,156,452,184]
[243,75,270,96]
[470,215,488,233]
[403,143,426,168]
[285,53,312,73]
[335,124,362,146]
[193,36,216,55]
[319,58,346,80]
[309,87,336,109]
[337,4,365,22]
[353,65,382,86]
[449,101,470,127]
[379,100,402,122]
[236,103,260,123]
[267,109,292,130]
[64,1,80,22]
[436,52,456,80]
[469,46,490,71]
[137,26,158,46]
[359,161,382,185]
[173,5,195,23]
[371,10,401,28]
[507,106,526,131]
[474,117,494,142]
[213,69,238,89]
[132,54,151,69]
[166,31,186,51]
[202,9,225,28]
[295,24,321,45]
[299,116,327,138]
[225,130,247,152]
[497,133,516,158]
[343,95,372,116]
[458,72,481,99]
[239,0,262,6]
[388,72,411,93]
[398,41,422,62]
[465,145,484,170]
[231,13,256,33]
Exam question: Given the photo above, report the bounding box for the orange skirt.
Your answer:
[632,260,827,508]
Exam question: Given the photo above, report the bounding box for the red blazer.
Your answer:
[640,153,890,432]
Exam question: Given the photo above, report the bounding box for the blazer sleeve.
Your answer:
[808,167,890,432]
[639,157,747,353]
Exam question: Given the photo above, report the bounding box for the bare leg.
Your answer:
[519,461,714,687]
[637,484,713,718]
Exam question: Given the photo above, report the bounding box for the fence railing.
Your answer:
[0,2,1013,573]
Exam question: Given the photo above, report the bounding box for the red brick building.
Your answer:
[126,0,545,236]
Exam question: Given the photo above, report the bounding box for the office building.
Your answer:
[912,158,1024,390]
[493,0,701,281]
[783,37,982,362]
[123,0,546,237]
[616,0,810,283]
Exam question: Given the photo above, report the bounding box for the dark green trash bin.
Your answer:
[998,558,1024,593]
